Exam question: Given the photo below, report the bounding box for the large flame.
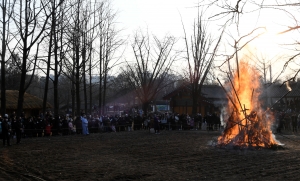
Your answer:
[218,61,278,148]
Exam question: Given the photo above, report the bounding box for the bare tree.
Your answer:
[210,0,300,83]
[12,0,51,117]
[181,10,224,115]
[60,0,122,117]
[96,1,123,115]
[122,32,177,115]
[0,0,15,115]
[81,1,98,115]
[40,0,66,116]
[60,0,89,116]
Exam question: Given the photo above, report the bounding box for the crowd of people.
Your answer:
[2,107,300,148]
[0,111,222,146]
[275,109,300,133]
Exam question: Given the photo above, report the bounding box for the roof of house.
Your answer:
[0,90,52,109]
[264,82,300,98]
[201,85,227,99]
[163,84,227,100]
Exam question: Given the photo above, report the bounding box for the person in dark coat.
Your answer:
[125,114,132,131]
[204,113,213,131]
[15,117,23,144]
[2,114,11,146]
[197,113,203,130]
[24,117,33,138]
[291,112,298,133]
[0,115,3,139]
[37,117,45,137]
[75,116,82,134]
[51,115,60,136]
[153,115,160,134]
[277,112,285,133]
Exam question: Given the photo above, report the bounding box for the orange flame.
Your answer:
[218,61,278,148]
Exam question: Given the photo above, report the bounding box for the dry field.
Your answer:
[0,130,300,181]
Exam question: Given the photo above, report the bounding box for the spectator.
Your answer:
[190,116,194,130]
[143,115,149,130]
[52,115,60,136]
[175,114,179,130]
[2,114,11,146]
[277,112,285,133]
[68,116,76,134]
[291,112,297,133]
[153,115,160,134]
[125,114,132,131]
[297,113,300,131]
[24,117,33,138]
[45,123,52,136]
[110,116,117,132]
[37,117,45,137]
[75,116,82,134]
[11,115,17,140]
[62,116,69,135]
[0,115,2,139]
[81,114,89,135]
[15,117,23,144]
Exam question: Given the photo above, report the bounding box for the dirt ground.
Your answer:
[1,129,300,181]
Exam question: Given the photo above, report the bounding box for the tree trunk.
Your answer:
[99,33,103,115]
[75,43,81,116]
[82,35,87,114]
[42,23,53,116]
[142,101,150,116]
[53,25,59,116]
[89,45,93,115]
[1,4,7,116]
[102,70,107,115]
[191,83,199,115]
[71,74,75,117]
[17,54,27,117]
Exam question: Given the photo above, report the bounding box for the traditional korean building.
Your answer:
[163,84,227,115]
[0,90,52,117]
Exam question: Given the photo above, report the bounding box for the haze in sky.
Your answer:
[113,0,197,38]
[112,0,299,80]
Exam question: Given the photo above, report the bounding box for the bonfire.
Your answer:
[217,61,281,149]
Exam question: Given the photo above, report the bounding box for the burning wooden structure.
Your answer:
[217,61,284,149]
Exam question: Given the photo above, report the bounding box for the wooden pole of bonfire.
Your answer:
[217,78,249,129]
[227,73,250,132]
[218,74,261,146]
[217,75,291,148]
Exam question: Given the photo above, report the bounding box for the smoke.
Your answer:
[286,82,292,91]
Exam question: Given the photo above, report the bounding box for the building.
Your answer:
[163,84,227,115]
[0,90,52,117]
[263,81,300,111]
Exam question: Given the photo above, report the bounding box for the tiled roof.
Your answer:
[163,84,227,100]
[264,82,300,98]
[201,85,227,99]
[0,90,52,109]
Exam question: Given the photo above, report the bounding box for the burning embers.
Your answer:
[218,110,278,148]
[217,61,280,149]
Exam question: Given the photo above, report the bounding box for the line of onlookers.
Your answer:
[0,112,224,145]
